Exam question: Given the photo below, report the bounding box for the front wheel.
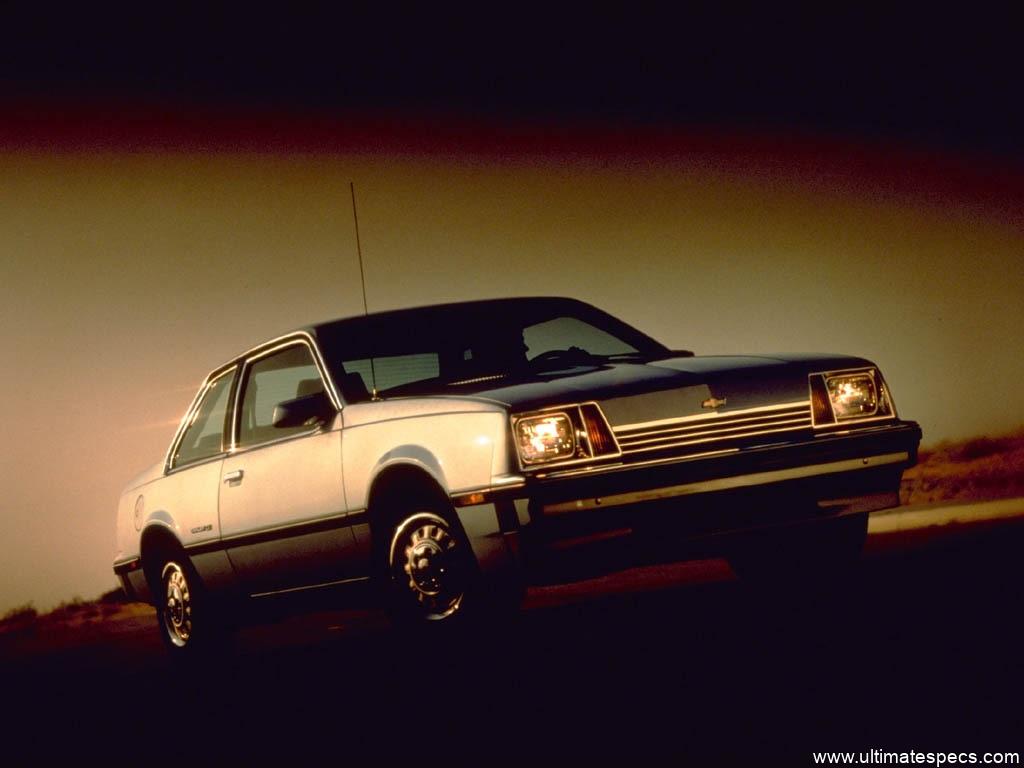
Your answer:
[387,511,474,623]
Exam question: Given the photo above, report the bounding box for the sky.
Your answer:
[1,11,1021,613]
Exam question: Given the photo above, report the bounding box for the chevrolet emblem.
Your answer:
[702,396,727,409]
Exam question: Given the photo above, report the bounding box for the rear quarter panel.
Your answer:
[120,460,237,597]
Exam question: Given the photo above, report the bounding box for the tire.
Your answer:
[727,512,868,585]
[155,556,228,658]
[385,508,477,625]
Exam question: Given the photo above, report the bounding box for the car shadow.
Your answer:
[7,520,1024,763]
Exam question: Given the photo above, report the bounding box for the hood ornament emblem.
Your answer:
[702,396,727,409]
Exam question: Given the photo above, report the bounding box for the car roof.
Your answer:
[214,296,609,378]
[304,296,593,337]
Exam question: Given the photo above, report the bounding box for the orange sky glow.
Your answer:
[2,114,1022,614]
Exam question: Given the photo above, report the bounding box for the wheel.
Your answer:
[728,512,868,585]
[387,510,475,623]
[155,556,227,657]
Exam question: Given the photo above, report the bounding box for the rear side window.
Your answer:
[172,369,235,469]
[238,343,327,447]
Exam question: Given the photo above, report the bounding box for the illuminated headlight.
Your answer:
[515,413,576,464]
[810,367,895,425]
[827,372,880,419]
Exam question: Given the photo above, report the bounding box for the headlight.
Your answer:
[827,372,879,419]
[514,413,576,464]
[810,367,895,425]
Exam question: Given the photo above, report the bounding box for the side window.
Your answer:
[238,343,327,448]
[172,369,235,469]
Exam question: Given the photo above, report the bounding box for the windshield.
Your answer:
[314,298,668,403]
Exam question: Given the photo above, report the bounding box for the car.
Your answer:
[113,296,921,655]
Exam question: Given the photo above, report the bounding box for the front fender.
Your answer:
[342,410,506,511]
[369,445,449,498]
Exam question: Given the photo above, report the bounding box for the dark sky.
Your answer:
[1,7,1021,159]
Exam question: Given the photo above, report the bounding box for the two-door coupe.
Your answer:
[113,297,921,655]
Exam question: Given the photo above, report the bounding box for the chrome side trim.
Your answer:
[541,451,910,515]
[250,575,371,598]
[217,510,356,545]
[183,509,367,556]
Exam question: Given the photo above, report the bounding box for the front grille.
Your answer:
[612,401,812,458]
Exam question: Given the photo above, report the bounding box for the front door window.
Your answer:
[172,368,235,468]
[237,344,327,448]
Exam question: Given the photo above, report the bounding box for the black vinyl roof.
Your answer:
[306,296,668,368]
[307,296,591,337]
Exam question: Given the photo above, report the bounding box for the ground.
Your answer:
[901,428,1024,505]
[3,432,1022,764]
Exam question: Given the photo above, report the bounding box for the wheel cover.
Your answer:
[389,513,466,620]
[161,561,193,647]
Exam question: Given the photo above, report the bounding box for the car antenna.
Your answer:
[350,181,380,400]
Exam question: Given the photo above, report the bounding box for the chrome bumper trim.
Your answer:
[542,451,910,515]
[112,556,142,576]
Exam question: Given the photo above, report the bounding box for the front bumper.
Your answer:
[112,557,149,603]
[456,421,921,582]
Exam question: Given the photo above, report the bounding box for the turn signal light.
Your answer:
[581,403,618,456]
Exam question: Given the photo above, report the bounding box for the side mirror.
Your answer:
[272,391,335,430]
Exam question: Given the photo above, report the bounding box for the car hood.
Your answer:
[458,353,874,425]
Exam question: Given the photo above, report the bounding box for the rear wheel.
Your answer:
[155,556,228,658]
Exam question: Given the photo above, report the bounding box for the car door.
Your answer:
[161,366,238,592]
[218,338,360,596]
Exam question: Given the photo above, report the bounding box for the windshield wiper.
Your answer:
[527,347,604,370]
[596,351,650,361]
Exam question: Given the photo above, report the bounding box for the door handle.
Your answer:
[223,469,244,484]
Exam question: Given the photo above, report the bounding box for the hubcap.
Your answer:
[389,513,466,620]
[161,562,192,647]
